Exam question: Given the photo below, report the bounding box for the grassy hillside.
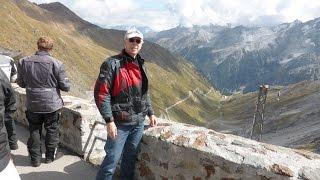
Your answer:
[0,0,115,98]
[0,0,219,123]
[168,88,221,126]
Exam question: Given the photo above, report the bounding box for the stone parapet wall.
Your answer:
[138,123,320,179]
[13,85,320,180]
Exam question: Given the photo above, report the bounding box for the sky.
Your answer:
[29,0,320,31]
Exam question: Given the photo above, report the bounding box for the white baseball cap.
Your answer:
[124,27,143,40]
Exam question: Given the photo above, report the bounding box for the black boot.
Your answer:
[9,142,18,150]
[31,159,41,167]
[45,148,63,163]
[45,148,56,164]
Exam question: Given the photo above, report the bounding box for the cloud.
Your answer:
[28,0,320,31]
[165,0,320,27]
[158,0,274,29]
[69,0,175,31]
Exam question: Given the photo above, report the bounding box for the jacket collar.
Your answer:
[120,49,144,64]
[35,50,51,56]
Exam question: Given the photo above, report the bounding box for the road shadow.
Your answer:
[20,160,97,180]
[12,154,30,167]
[20,171,70,180]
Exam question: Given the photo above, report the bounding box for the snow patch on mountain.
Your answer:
[280,53,304,65]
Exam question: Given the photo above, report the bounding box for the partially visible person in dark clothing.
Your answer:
[0,55,18,150]
[0,68,20,179]
[17,36,70,167]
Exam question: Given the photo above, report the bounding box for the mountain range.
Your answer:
[147,21,320,93]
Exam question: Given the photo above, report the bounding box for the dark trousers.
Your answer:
[4,112,18,149]
[26,110,60,161]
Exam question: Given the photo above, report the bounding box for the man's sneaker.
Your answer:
[31,160,41,167]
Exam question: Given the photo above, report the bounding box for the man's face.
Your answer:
[124,37,143,57]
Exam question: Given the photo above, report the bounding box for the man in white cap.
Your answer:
[94,27,156,180]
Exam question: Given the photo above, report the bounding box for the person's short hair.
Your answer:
[37,36,54,51]
[124,27,143,40]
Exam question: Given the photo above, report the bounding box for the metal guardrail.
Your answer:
[83,121,107,161]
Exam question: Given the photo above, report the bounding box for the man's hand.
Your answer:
[106,122,117,139]
[149,115,157,127]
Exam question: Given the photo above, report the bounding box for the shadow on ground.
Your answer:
[12,123,99,180]
[20,161,96,180]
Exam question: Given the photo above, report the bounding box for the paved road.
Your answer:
[11,124,99,180]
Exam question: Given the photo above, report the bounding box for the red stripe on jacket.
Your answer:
[112,61,142,97]
[97,81,108,107]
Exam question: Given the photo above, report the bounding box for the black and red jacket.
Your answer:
[94,50,154,125]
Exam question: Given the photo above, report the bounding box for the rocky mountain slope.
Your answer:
[0,0,221,123]
[147,21,320,93]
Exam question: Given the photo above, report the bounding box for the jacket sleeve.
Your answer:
[16,59,26,88]
[56,63,70,92]
[146,93,154,117]
[94,60,114,123]
[0,70,16,113]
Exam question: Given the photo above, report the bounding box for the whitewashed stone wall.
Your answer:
[13,85,320,180]
[138,123,320,180]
